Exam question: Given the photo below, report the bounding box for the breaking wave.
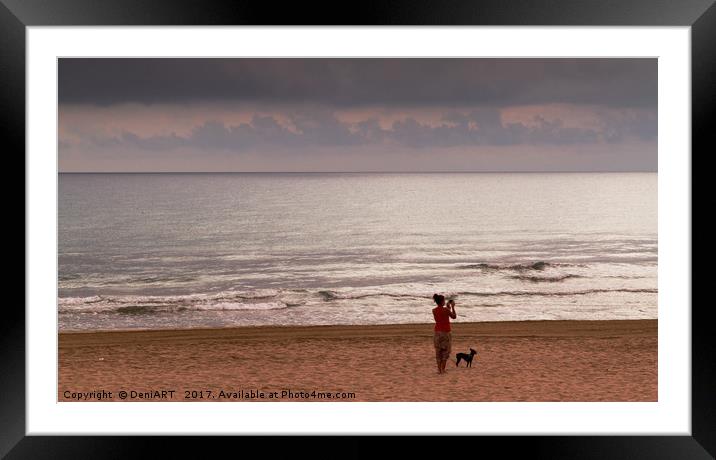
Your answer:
[458,261,558,271]
[317,290,426,301]
[456,288,657,297]
[58,286,657,316]
[510,274,583,283]
[59,289,293,314]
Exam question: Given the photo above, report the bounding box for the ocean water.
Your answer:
[58,173,657,331]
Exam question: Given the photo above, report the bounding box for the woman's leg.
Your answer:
[439,332,450,373]
[434,335,441,373]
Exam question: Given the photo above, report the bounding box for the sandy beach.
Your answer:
[58,320,657,402]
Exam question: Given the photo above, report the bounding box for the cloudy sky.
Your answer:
[58,58,657,172]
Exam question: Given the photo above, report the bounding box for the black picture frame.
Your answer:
[6,0,711,458]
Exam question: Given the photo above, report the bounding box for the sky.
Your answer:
[58,58,657,172]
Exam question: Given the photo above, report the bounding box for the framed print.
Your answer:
[7,0,712,457]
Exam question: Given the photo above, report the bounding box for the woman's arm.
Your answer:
[448,301,457,319]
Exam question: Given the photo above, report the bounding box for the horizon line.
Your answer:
[58,170,657,174]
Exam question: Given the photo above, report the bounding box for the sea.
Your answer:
[58,172,657,331]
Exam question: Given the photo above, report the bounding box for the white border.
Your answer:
[27,27,691,435]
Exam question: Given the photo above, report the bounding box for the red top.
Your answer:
[433,306,452,332]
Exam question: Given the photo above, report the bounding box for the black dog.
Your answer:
[456,348,477,367]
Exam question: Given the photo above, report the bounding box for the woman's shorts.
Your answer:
[434,331,452,361]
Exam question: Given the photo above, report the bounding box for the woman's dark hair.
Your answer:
[433,293,445,305]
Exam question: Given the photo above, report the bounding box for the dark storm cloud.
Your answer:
[85,108,656,152]
[58,58,657,108]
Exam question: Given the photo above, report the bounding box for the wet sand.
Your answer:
[58,319,657,402]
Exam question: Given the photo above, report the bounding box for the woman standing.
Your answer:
[432,294,457,374]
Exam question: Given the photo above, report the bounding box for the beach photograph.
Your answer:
[58,58,657,402]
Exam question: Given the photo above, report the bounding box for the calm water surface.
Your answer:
[58,173,657,331]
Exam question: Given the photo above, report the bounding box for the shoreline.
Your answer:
[58,318,657,338]
[59,319,657,402]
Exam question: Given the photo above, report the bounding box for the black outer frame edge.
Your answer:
[691,1,715,457]
[1,0,715,26]
[0,1,27,459]
[2,436,716,459]
[6,0,713,458]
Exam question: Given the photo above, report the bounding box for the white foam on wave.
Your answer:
[58,289,287,313]
[195,302,290,311]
